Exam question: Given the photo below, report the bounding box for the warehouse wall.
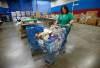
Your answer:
[0,7,8,14]
[73,0,100,10]
[37,1,51,13]
[72,0,100,16]
[7,0,20,12]
[32,0,51,14]
[5,0,51,14]
[51,0,100,16]
[7,0,50,13]
[19,0,32,11]
[7,0,32,12]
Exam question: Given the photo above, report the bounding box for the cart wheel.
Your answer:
[60,49,66,55]
[45,59,55,64]
[62,50,66,54]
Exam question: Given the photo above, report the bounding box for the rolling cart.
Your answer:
[37,26,71,64]
[26,23,71,64]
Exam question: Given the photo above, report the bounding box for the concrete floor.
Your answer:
[0,22,100,68]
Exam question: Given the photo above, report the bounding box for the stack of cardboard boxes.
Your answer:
[86,11,98,26]
[74,11,100,26]
[97,18,100,26]
[74,14,80,22]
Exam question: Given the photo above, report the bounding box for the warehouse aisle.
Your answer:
[0,22,100,68]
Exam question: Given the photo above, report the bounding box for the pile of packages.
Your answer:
[84,11,97,25]
[97,19,100,26]
[74,11,100,26]
[36,25,66,53]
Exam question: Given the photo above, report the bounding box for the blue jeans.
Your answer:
[61,26,71,51]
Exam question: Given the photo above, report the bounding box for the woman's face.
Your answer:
[62,7,67,14]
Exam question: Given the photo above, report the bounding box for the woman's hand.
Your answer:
[66,24,70,26]
[70,20,75,25]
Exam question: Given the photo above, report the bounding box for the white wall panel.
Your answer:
[51,0,78,7]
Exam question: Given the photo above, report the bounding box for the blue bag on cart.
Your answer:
[26,25,45,52]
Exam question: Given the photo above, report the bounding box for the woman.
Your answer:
[58,5,75,29]
[57,5,75,52]
[57,5,75,36]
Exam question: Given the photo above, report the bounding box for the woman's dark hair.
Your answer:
[61,5,69,14]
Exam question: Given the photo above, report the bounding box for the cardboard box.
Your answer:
[36,11,40,18]
[74,14,80,18]
[86,18,97,26]
[74,11,98,26]
[74,14,80,22]
[97,19,100,26]
[21,11,26,17]
[86,11,98,26]
[11,12,17,17]
[16,11,21,17]
[86,11,98,18]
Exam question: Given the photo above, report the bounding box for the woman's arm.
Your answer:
[66,20,76,27]
[70,13,76,23]
[69,19,76,24]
